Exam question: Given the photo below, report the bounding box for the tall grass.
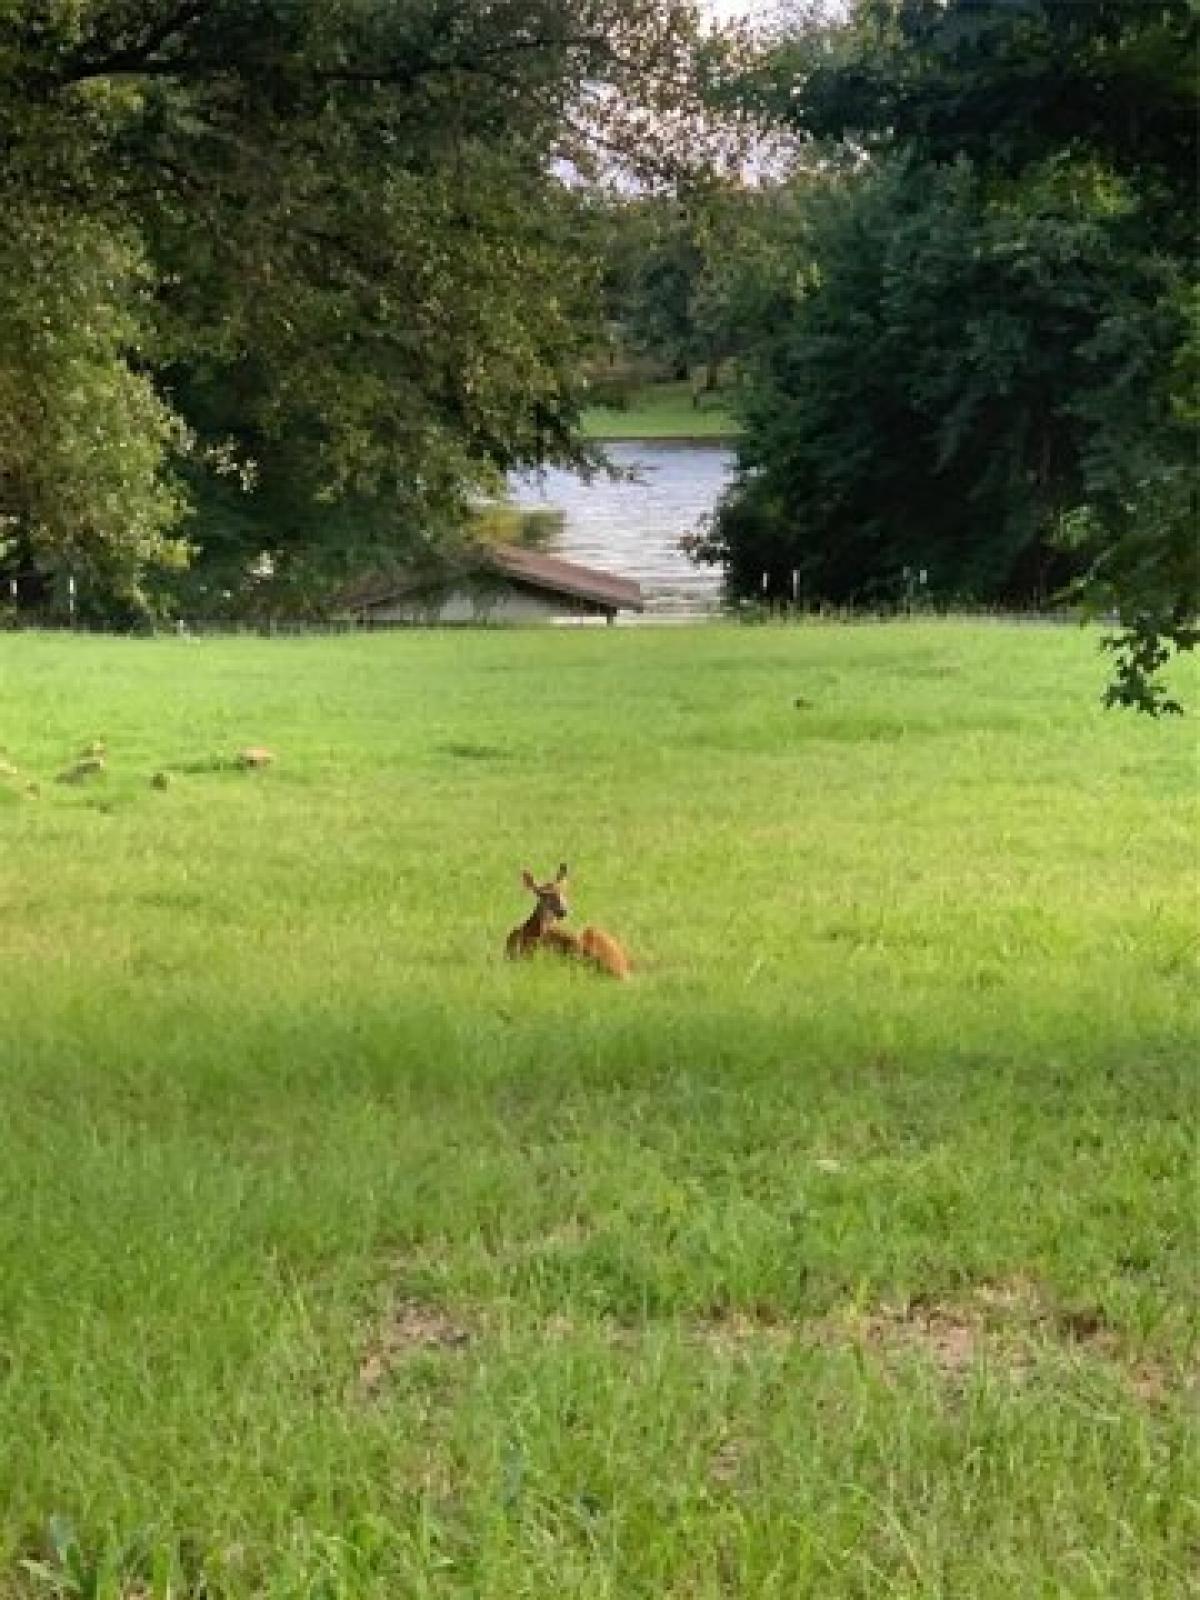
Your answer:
[0,623,1196,1597]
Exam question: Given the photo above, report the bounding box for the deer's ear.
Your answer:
[521,869,537,891]
[555,862,568,882]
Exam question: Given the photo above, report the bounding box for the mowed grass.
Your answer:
[581,379,739,440]
[0,623,1196,1598]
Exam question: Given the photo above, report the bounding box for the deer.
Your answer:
[505,863,631,979]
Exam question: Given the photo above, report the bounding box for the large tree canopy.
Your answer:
[782,0,1194,207]
[710,0,1198,709]
[0,0,714,618]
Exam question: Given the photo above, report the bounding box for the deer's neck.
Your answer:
[523,905,556,940]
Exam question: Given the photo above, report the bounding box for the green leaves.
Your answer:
[0,1,717,617]
[0,206,187,619]
[708,0,1198,709]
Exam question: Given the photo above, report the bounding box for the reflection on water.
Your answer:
[510,440,733,615]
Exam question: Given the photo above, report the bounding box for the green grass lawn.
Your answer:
[0,623,1196,1598]
[581,378,739,440]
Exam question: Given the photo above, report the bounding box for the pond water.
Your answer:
[510,440,734,616]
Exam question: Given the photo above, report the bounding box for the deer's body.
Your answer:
[505,913,582,962]
[505,864,631,979]
[577,925,631,980]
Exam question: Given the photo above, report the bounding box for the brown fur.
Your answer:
[577,925,632,980]
[505,916,583,961]
[505,865,631,979]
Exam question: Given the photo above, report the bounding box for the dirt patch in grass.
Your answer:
[833,1277,1046,1378]
[839,1280,1183,1395]
[688,1306,797,1355]
[351,1279,1183,1410]
[358,1299,473,1394]
[853,1301,989,1378]
[708,1438,750,1489]
[686,1280,1183,1402]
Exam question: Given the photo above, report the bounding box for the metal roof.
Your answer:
[340,545,644,614]
[483,545,643,611]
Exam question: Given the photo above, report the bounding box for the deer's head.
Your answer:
[522,863,569,921]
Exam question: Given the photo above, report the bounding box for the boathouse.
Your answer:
[337,545,644,626]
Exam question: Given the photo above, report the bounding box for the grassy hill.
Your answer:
[580,378,740,441]
[0,623,1195,1597]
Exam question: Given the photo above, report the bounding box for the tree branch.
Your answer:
[58,1,214,86]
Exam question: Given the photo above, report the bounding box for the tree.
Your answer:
[0,0,715,618]
[599,186,752,387]
[597,174,815,405]
[780,0,1194,219]
[701,159,1190,609]
[0,208,187,622]
[714,0,1198,708]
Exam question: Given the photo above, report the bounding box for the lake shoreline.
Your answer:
[511,438,733,615]
[579,378,740,444]
[585,430,741,445]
